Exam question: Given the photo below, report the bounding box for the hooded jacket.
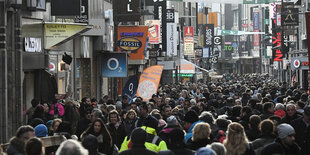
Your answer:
[119,126,168,153]
[6,137,25,155]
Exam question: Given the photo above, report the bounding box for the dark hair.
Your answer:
[241,106,252,115]
[140,102,148,112]
[16,125,34,138]
[249,115,261,129]
[91,98,97,102]
[82,118,112,147]
[31,99,39,108]
[170,128,185,143]
[108,110,121,123]
[263,102,274,113]
[297,101,306,109]
[259,119,274,136]
[25,137,43,155]
[232,105,242,117]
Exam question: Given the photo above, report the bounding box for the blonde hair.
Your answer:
[51,118,62,131]
[224,122,249,155]
[125,109,137,120]
[192,122,211,141]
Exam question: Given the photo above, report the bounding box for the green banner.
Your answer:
[221,30,238,35]
[243,0,276,4]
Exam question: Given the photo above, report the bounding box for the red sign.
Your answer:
[184,27,194,37]
[242,24,249,28]
[253,30,260,46]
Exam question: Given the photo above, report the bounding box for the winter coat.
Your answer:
[158,125,179,146]
[184,120,203,143]
[119,126,168,153]
[168,142,195,155]
[107,122,127,149]
[261,138,301,155]
[291,117,310,155]
[122,119,137,136]
[49,103,64,117]
[6,137,25,155]
[186,138,211,151]
[251,134,276,155]
[119,145,157,155]
[246,128,261,141]
[282,113,301,125]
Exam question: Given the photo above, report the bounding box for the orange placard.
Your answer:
[117,26,149,60]
[208,12,218,27]
[136,65,164,101]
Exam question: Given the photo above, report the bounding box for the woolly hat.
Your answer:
[82,134,99,153]
[274,109,286,118]
[35,124,48,137]
[277,123,295,139]
[195,147,216,155]
[131,128,147,145]
[166,115,178,126]
[184,110,199,123]
[116,101,122,109]
[143,115,159,130]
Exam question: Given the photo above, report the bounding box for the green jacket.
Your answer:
[119,126,168,152]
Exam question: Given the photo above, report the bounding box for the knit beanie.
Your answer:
[277,123,295,139]
[195,147,216,155]
[143,115,159,130]
[131,128,147,145]
[35,124,48,137]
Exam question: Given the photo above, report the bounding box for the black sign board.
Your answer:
[204,24,214,49]
[75,0,88,23]
[113,0,141,22]
[272,19,283,62]
[51,0,81,16]
[166,9,175,23]
[214,36,222,45]
[282,30,289,55]
[282,8,299,26]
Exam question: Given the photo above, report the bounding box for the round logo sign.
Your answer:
[49,62,56,71]
[117,37,142,51]
[214,36,222,45]
[293,59,301,69]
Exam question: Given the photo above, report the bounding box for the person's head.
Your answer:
[192,123,211,141]
[131,128,147,146]
[16,125,35,143]
[143,115,159,130]
[277,123,296,146]
[34,124,48,138]
[139,102,149,117]
[184,99,191,110]
[108,110,121,124]
[56,139,88,155]
[31,99,39,108]
[91,108,103,122]
[286,104,296,117]
[147,102,155,113]
[130,102,137,111]
[199,111,215,124]
[249,115,261,130]
[195,147,216,155]
[91,118,105,134]
[85,97,91,105]
[161,104,172,118]
[125,109,137,120]
[263,102,274,114]
[169,128,186,144]
[224,122,248,155]
[82,134,99,155]
[303,106,310,123]
[25,137,44,155]
[207,142,227,155]
[51,118,62,132]
[259,119,274,136]
[122,95,129,104]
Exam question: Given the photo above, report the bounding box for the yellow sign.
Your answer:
[44,23,86,49]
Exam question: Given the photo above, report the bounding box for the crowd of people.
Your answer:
[1,74,310,155]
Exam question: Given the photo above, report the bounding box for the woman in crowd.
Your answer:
[186,122,212,150]
[224,122,255,155]
[81,118,113,154]
[107,110,126,149]
[122,109,138,136]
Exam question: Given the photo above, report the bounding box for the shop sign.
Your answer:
[145,20,161,44]
[122,76,138,104]
[204,24,214,48]
[117,26,148,60]
[167,23,177,56]
[272,19,283,61]
[184,37,194,56]
[282,8,299,26]
[113,0,141,22]
[253,8,260,30]
[24,37,42,52]
[102,53,127,77]
[44,23,87,49]
[184,27,194,37]
[291,57,309,70]
[117,37,142,51]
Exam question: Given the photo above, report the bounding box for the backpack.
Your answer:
[213,129,226,143]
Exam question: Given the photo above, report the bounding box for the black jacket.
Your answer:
[119,145,157,155]
[252,134,276,155]
[186,138,211,151]
[6,137,25,155]
[107,123,127,149]
[282,113,301,125]
[261,138,301,155]
[291,117,310,155]
[168,143,195,155]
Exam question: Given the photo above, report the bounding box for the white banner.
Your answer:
[145,20,161,44]
[166,23,177,56]
[184,37,194,56]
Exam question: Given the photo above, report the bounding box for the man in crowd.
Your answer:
[7,125,35,155]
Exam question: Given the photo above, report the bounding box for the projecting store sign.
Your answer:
[291,57,309,70]
[113,0,141,22]
[24,37,42,52]
[117,37,142,51]
[204,24,214,48]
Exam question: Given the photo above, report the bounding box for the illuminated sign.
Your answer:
[272,19,283,61]
[117,37,142,51]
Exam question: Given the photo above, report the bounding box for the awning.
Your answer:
[179,58,211,73]
[22,22,92,50]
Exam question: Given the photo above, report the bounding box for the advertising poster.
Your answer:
[204,24,214,49]
[102,53,127,77]
[166,23,177,56]
[122,76,138,104]
[272,19,283,61]
[145,20,161,44]
[184,37,194,56]
[117,26,149,60]
[136,65,164,101]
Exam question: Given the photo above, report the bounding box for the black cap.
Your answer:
[143,115,159,130]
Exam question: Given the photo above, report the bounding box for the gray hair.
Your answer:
[207,142,226,155]
[56,139,88,155]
